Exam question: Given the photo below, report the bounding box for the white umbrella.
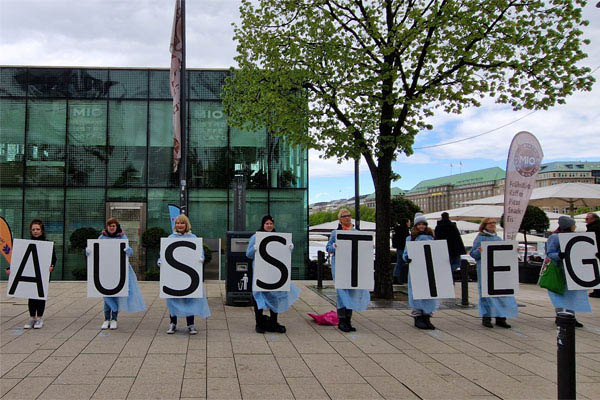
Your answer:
[461,232,547,247]
[423,205,504,221]
[463,183,600,217]
[309,219,376,233]
[427,219,481,233]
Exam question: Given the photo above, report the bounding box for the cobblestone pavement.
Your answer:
[1,281,600,399]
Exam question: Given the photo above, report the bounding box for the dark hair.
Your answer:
[441,212,450,220]
[29,219,45,234]
[258,215,275,232]
[106,217,119,226]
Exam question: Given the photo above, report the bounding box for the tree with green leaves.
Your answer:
[223,0,594,298]
[390,197,421,227]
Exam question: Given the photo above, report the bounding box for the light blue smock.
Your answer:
[403,234,438,315]
[246,234,301,313]
[470,232,518,318]
[545,233,592,313]
[95,234,146,314]
[158,232,211,318]
[326,229,370,312]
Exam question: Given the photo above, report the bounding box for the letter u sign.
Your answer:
[87,239,129,297]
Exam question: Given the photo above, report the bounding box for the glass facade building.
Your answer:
[0,67,308,280]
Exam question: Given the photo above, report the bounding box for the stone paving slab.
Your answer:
[1,280,600,399]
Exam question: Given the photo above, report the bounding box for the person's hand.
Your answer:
[558,252,566,259]
[85,247,92,256]
[253,244,258,251]
[4,268,9,275]
[157,260,161,267]
[49,265,54,273]
[333,243,337,248]
[405,257,412,264]
[199,256,205,264]
[289,243,294,251]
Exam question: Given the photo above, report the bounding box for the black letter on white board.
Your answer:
[487,244,514,296]
[94,242,127,296]
[163,241,200,296]
[337,233,373,288]
[256,235,288,290]
[564,236,600,288]
[8,244,44,297]
[423,244,438,297]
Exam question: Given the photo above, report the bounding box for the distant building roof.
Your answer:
[408,167,505,193]
[539,161,600,173]
[364,187,405,200]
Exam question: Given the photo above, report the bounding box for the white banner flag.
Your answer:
[503,131,543,240]
[169,0,183,172]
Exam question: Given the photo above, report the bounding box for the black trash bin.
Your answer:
[225,231,254,306]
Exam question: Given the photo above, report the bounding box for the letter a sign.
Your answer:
[87,239,129,297]
[7,239,53,300]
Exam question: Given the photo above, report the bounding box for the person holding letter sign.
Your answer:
[5,219,55,329]
[246,215,300,334]
[326,208,370,332]
[86,218,146,330]
[470,218,517,329]
[157,214,210,335]
[403,213,438,330]
[545,216,591,327]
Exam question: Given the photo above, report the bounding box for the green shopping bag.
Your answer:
[538,258,565,295]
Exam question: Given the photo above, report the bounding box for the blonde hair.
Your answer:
[338,208,351,219]
[479,217,497,232]
[174,214,191,233]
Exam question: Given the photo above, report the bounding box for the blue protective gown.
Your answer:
[95,234,146,314]
[246,234,301,313]
[545,233,591,313]
[326,229,370,312]
[403,234,438,315]
[158,232,211,318]
[470,231,518,318]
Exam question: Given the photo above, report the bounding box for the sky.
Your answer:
[1,0,599,204]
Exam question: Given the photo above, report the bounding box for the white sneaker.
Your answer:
[109,320,117,330]
[24,318,36,329]
[101,320,110,330]
[188,325,198,335]
[166,323,176,334]
[33,319,43,329]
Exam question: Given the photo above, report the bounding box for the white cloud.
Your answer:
[308,149,370,178]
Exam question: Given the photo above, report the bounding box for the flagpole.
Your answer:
[179,0,188,214]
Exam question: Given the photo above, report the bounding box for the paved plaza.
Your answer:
[1,281,600,399]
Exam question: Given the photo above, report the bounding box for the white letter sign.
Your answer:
[334,230,374,290]
[253,232,292,292]
[87,239,129,298]
[559,232,600,290]
[480,240,519,297]
[406,240,454,300]
[7,239,53,300]
[160,237,204,298]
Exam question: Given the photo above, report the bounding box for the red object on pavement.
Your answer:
[308,311,338,326]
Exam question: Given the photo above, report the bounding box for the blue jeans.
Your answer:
[104,301,118,321]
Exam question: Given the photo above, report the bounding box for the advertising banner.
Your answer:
[503,131,543,240]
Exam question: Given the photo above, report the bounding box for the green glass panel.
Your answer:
[148,101,177,187]
[188,189,228,239]
[270,136,307,189]
[245,190,269,231]
[189,102,227,148]
[26,100,66,186]
[269,189,308,278]
[188,70,228,100]
[0,99,25,185]
[27,68,70,98]
[23,188,65,279]
[108,70,148,99]
[107,188,145,203]
[69,69,109,99]
[0,188,22,279]
[63,189,105,279]
[67,100,107,186]
[149,70,170,99]
[107,101,147,187]
[0,67,26,97]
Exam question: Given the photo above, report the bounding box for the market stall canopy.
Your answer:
[423,205,565,221]
[463,183,600,217]
[426,219,481,233]
[461,232,547,247]
[309,219,376,234]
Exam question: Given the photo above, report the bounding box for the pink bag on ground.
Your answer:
[308,310,339,326]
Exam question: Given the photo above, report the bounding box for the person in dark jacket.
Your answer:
[5,219,56,329]
[392,218,411,284]
[586,213,600,298]
[434,212,466,272]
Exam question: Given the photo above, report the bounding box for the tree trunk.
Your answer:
[373,158,393,299]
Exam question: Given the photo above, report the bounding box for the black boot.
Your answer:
[589,290,600,298]
[482,317,493,328]
[574,319,584,328]
[424,315,435,330]
[337,308,351,332]
[255,314,269,333]
[495,317,511,329]
[346,309,356,332]
[414,315,428,329]
[266,311,286,333]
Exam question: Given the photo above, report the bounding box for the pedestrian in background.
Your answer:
[392,218,410,284]
[434,212,466,273]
